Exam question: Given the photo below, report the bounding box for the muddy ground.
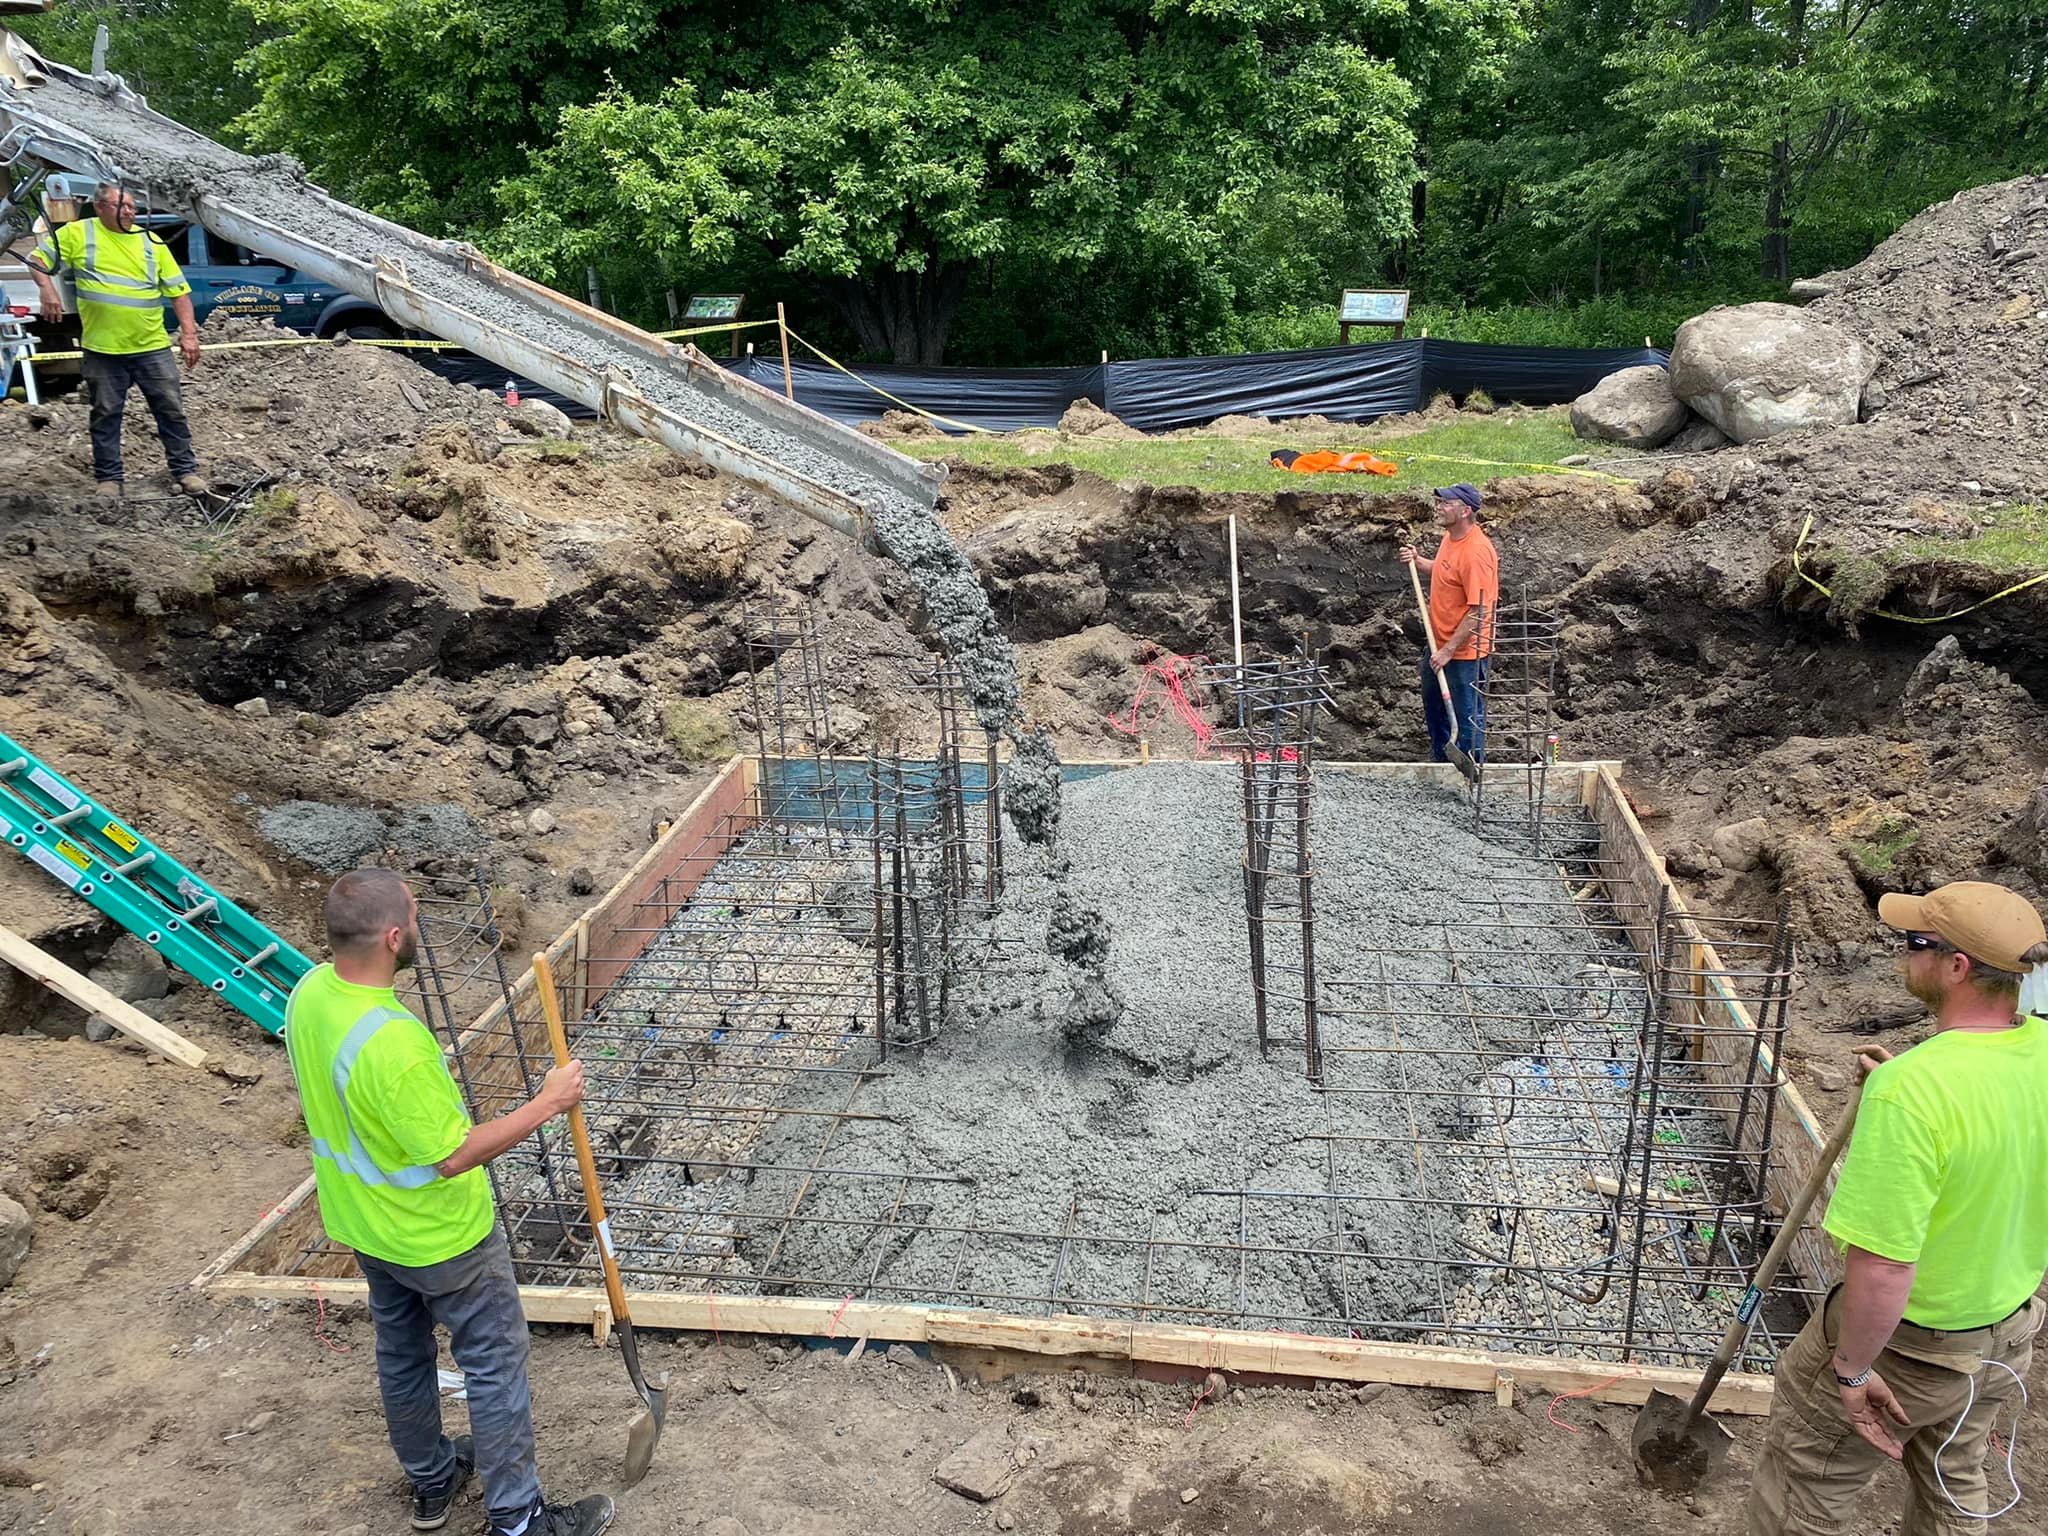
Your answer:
[3,179,2047,1533]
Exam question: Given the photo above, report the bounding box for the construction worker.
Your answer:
[1747,880,2048,1534]
[287,869,614,1536]
[1398,483,1498,763]
[24,182,209,499]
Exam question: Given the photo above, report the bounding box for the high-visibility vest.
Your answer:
[283,991,442,1190]
[32,217,191,355]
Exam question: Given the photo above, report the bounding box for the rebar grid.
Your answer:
[277,765,1811,1374]
[1203,649,1335,1080]
[1474,587,1565,852]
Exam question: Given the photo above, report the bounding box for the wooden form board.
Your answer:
[0,921,209,1068]
[203,1273,1771,1414]
[202,756,1805,1407]
[1583,764,1838,1293]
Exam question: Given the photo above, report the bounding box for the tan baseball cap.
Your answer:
[1878,881,2048,972]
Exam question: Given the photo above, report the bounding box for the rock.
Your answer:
[1569,366,1690,448]
[1180,1488,1199,1505]
[886,1343,922,1369]
[568,866,596,896]
[1557,453,1591,466]
[1353,1382,1390,1405]
[1813,1066,1850,1093]
[233,696,271,718]
[1664,416,1732,454]
[86,935,170,1003]
[995,1512,1017,1532]
[526,809,558,836]
[1668,303,1878,444]
[83,1013,117,1044]
[1708,817,1771,873]
[1788,276,1837,301]
[933,1428,1018,1502]
[294,712,327,736]
[1011,1385,1042,1408]
[505,398,573,440]
[0,1195,30,1286]
[244,1410,277,1434]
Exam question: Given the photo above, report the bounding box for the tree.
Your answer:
[9,0,258,143]
[491,7,1429,363]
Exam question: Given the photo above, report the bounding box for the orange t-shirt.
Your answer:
[1428,527,1499,660]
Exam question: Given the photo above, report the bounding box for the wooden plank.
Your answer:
[0,921,208,1068]
[200,1275,1774,1413]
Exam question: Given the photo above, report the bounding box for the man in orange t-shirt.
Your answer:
[1398,483,1499,764]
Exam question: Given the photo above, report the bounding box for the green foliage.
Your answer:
[902,413,1611,494]
[10,0,259,143]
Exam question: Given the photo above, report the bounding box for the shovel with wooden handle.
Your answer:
[534,952,669,1488]
[1630,1081,1864,1491]
[1406,557,1481,785]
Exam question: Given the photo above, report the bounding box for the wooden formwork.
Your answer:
[197,757,1830,1413]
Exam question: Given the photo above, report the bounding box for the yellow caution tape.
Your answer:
[780,325,995,435]
[20,317,770,366]
[1790,513,2048,623]
[1397,450,1633,484]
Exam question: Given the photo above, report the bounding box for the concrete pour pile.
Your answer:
[598,764,1739,1357]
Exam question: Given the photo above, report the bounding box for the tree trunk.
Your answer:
[829,265,971,366]
[1679,0,1725,274]
[1762,134,1791,281]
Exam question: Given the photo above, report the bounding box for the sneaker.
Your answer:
[176,473,211,497]
[488,1494,615,1536]
[94,480,122,499]
[410,1434,474,1531]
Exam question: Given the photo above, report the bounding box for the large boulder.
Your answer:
[0,1194,31,1287]
[1668,303,1878,444]
[1569,366,1690,448]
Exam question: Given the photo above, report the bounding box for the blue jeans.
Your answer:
[1421,653,1488,764]
[355,1224,543,1525]
[82,347,198,484]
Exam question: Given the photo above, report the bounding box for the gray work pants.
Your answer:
[82,346,198,484]
[354,1224,544,1524]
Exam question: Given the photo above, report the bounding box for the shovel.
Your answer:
[534,952,669,1487]
[1631,1081,1863,1491]
[1406,558,1481,785]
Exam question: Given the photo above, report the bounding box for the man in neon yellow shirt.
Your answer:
[1747,880,2048,1534]
[25,183,208,499]
[288,869,613,1536]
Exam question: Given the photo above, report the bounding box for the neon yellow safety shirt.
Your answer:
[30,217,191,355]
[1823,1014,2048,1330]
[283,964,494,1268]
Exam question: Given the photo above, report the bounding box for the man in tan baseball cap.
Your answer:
[1748,881,2048,1534]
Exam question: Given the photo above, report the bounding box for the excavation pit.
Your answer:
[204,754,1831,1412]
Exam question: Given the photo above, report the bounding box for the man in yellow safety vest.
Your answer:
[25,182,209,499]
[287,868,614,1536]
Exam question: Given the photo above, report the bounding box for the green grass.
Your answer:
[903,414,1624,495]
[1845,817,1920,878]
[1889,504,2048,575]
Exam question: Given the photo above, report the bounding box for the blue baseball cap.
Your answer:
[1433,483,1483,512]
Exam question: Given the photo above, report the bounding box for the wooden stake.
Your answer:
[777,302,794,401]
[1494,1371,1515,1408]
[0,922,207,1069]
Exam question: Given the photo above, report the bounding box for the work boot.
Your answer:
[94,480,121,500]
[488,1493,615,1536]
[176,472,210,497]
[410,1434,474,1531]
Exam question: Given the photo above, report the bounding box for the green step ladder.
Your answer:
[0,729,310,1035]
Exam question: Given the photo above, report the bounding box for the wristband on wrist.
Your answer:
[1834,1365,1873,1388]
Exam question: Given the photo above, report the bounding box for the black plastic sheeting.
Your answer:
[419,338,1669,435]
[727,339,1667,433]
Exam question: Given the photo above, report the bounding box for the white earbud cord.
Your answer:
[1933,1360,2026,1520]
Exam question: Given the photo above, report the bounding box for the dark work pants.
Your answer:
[1421,653,1488,763]
[354,1224,544,1525]
[82,347,197,484]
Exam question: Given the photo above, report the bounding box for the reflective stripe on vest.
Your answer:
[286,992,441,1190]
[80,219,160,289]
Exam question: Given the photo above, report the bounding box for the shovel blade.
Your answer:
[1631,1388,1730,1493]
[619,1374,669,1489]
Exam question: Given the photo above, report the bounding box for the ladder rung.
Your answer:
[179,896,218,924]
[113,850,155,877]
[0,757,23,776]
[49,805,91,827]
[246,941,278,968]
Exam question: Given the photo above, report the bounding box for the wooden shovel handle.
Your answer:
[533,952,633,1326]
[1690,1081,1863,1414]
[1407,557,1455,705]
